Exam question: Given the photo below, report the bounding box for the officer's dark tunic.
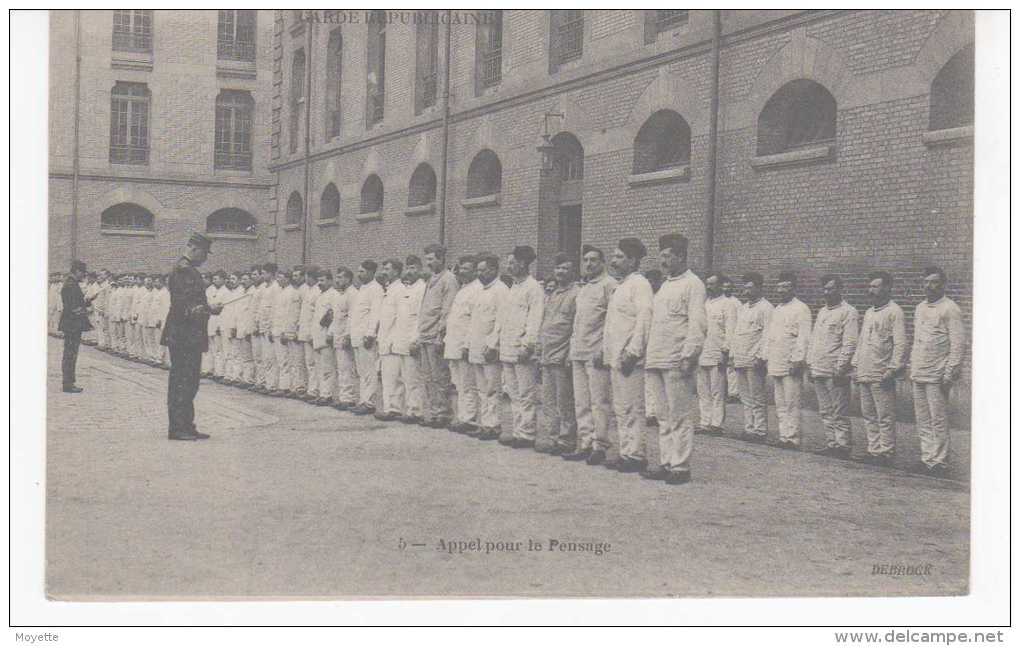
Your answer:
[58,276,92,387]
[161,257,210,434]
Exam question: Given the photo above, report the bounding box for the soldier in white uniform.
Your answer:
[220,272,242,381]
[909,266,966,478]
[93,270,111,350]
[154,274,171,367]
[697,271,737,436]
[309,269,337,406]
[329,267,358,409]
[722,276,742,403]
[255,263,280,394]
[297,266,321,401]
[375,259,406,420]
[286,267,308,397]
[142,274,163,365]
[808,274,859,459]
[641,234,706,485]
[232,271,256,385]
[350,260,384,416]
[418,244,460,428]
[270,269,299,395]
[395,256,427,424]
[205,272,226,378]
[467,253,509,441]
[247,265,266,389]
[730,272,772,443]
[851,271,907,466]
[444,256,481,433]
[562,245,617,465]
[497,245,544,448]
[761,271,812,449]
[603,238,654,472]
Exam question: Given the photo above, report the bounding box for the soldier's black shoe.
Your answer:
[398,415,423,425]
[640,467,668,480]
[478,428,501,441]
[511,438,536,449]
[741,432,767,444]
[602,458,622,470]
[928,463,951,479]
[706,426,726,436]
[62,385,83,393]
[833,446,852,460]
[375,411,399,421]
[498,435,515,446]
[168,431,199,441]
[562,448,591,461]
[665,471,692,485]
[191,429,211,439]
[586,449,607,466]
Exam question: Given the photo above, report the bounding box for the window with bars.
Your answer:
[633,110,691,174]
[756,79,837,157]
[214,90,254,171]
[326,29,343,139]
[217,10,257,62]
[109,82,150,165]
[415,14,440,114]
[112,10,152,53]
[366,12,387,127]
[101,203,154,231]
[207,208,256,235]
[550,10,583,71]
[360,175,384,214]
[929,44,974,132]
[289,49,305,153]
[475,10,503,93]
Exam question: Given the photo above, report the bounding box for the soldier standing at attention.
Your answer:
[537,252,579,455]
[498,245,545,449]
[162,233,222,441]
[444,256,481,433]
[761,271,812,450]
[418,244,460,428]
[808,275,859,459]
[697,271,737,436]
[330,267,358,410]
[909,266,965,478]
[851,271,907,466]
[603,238,654,472]
[729,273,772,443]
[59,260,93,393]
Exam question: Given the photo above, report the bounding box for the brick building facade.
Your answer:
[266,9,974,415]
[48,10,276,273]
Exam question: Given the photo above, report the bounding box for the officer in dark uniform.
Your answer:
[59,259,93,393]
[161,233,223,441]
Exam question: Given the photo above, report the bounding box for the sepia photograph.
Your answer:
[10,6,1011,629]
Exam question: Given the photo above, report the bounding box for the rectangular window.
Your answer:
[215,91,254,170]
[289,49,306,153]
[217,10,257,62]
[109,82,149,164]
[550,10,583,71]
[366,12,386,127]
[415,13,440,114]
[656,10,688,31]
[326,29,343,139]
[475,10,503,93]
[112,10,153,53]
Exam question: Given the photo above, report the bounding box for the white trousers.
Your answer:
[449,359,478,425]
[610,366,645,461]
[647,367,696,473]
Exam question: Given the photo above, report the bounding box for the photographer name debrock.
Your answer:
[438,538,612,556]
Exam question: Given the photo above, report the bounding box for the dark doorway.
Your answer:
[559,204,582,270]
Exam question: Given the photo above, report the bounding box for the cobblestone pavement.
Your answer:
[46,338,969,598]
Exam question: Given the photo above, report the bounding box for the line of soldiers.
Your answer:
[66,233,966,482]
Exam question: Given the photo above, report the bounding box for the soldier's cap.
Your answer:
[512,245,536,265]
[617,237,647,260]
[658,233,688,256]
[188,232,213,253]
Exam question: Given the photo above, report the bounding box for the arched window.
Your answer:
[101,203,154,231]
[207,208,256,235]
[214,90,254,170]
[756,79,837,157]
[929,44,974,131]
[633,110,691,174]
[408,163,437,207]
[552,132,584,182]
[320,183,340,221]
[285,191,304,225]
[466,149,502,198]
[360,174,384,213]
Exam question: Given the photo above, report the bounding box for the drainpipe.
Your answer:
[704,10,721,271]
[437,10,453,246]
[71,10,82,263]
[302,15,313,264]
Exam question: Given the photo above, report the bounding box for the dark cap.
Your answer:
[617,237,647,260]
[658,233,688,256]
[188,232,213,253]
[512,245,536,265]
